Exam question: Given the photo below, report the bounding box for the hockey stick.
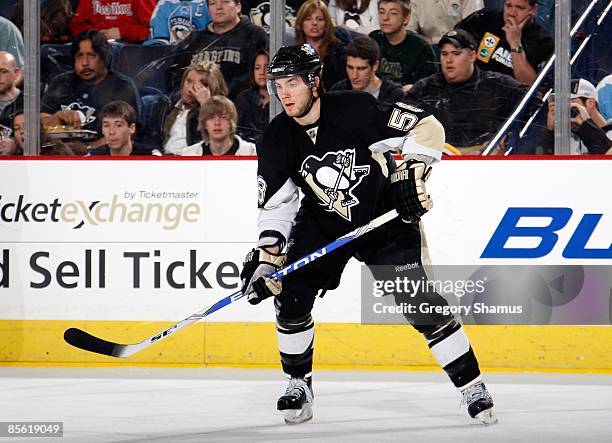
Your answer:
[64,209,399,358]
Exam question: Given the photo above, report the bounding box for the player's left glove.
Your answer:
[389,160,433,223]
[240,248,287,305]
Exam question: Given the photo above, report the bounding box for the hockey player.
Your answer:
[240,44,496,426]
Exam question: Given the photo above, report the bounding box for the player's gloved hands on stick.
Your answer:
[390,160,433,223]
[240,248,287,304]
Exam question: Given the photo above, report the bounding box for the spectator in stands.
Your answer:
[41,30,142,152]
[179,95,256,155]
[0,16,24,85]
[235,48,269,144]
[408,29,533,153]
[0,51,22,156]
[148,60,228,155]
[70,0,156,44]
[41,0,75,43]
[12,109,76,156]
[330,35,404,110]
[455,0,553,85]
[328,0,379,36]
[544,79,612,155]
[13,0,75,43]
[369,0,438,92]
[88,100,159,155]
[147,0,210,45]
[295,0,347,91]
[408,0,483,44]
[597,74,612,121]
[170,0,268,99]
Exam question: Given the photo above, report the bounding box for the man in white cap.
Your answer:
[546,78,612,155]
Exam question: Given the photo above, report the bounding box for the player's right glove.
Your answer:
[389,160,433,223]
[240,247,287,305]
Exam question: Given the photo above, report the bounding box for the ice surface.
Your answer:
[0,367,610,442]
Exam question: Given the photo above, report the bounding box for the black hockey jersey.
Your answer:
[257,91,445,242]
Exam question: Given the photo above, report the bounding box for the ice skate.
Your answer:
[277,377,314,425]
[461,381,497,425]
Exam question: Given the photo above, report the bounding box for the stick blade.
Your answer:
[64,328,121,357]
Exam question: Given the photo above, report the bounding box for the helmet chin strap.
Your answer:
[294,87,319,119]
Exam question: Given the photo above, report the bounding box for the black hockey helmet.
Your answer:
[267,44,322,94]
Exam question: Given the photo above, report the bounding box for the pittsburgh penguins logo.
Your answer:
[169,15,196,43]
[61,102,96,126]
[249,2,296,33]
[300,149,370,221]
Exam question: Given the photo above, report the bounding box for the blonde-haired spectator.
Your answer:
[179,95,256,156]
[147,60,228,155]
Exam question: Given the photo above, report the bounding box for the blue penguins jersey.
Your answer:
[256,91,445,243]
[149,0,210,45]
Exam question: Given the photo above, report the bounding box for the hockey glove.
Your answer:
[240,248,287,305]
[390,160,433,223]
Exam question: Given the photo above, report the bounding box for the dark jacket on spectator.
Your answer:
[409,67,532,147]
[87,141,160,156]
[142,94,202,153]
[234,86,269,144]
[169,16,269,99]
[321,40,347,92]
[329,77,405,110]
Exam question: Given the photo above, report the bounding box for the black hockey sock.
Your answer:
[277,314,315,378]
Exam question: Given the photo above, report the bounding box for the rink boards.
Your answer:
[0,158,610,370]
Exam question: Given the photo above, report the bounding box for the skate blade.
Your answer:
[282,403,313,425]
[475,408,498,425]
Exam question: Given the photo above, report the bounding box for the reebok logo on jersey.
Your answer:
[299,149,370,221]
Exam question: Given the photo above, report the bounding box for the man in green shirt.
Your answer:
[369,0,438,92]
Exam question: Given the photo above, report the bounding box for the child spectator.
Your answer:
[179,95,256,156]
[89,100,159,155]
[70,0,156,44]
[295,0,347,91]
[328,0,379,36]
[234,49,269,144]
[369,0,438,91]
